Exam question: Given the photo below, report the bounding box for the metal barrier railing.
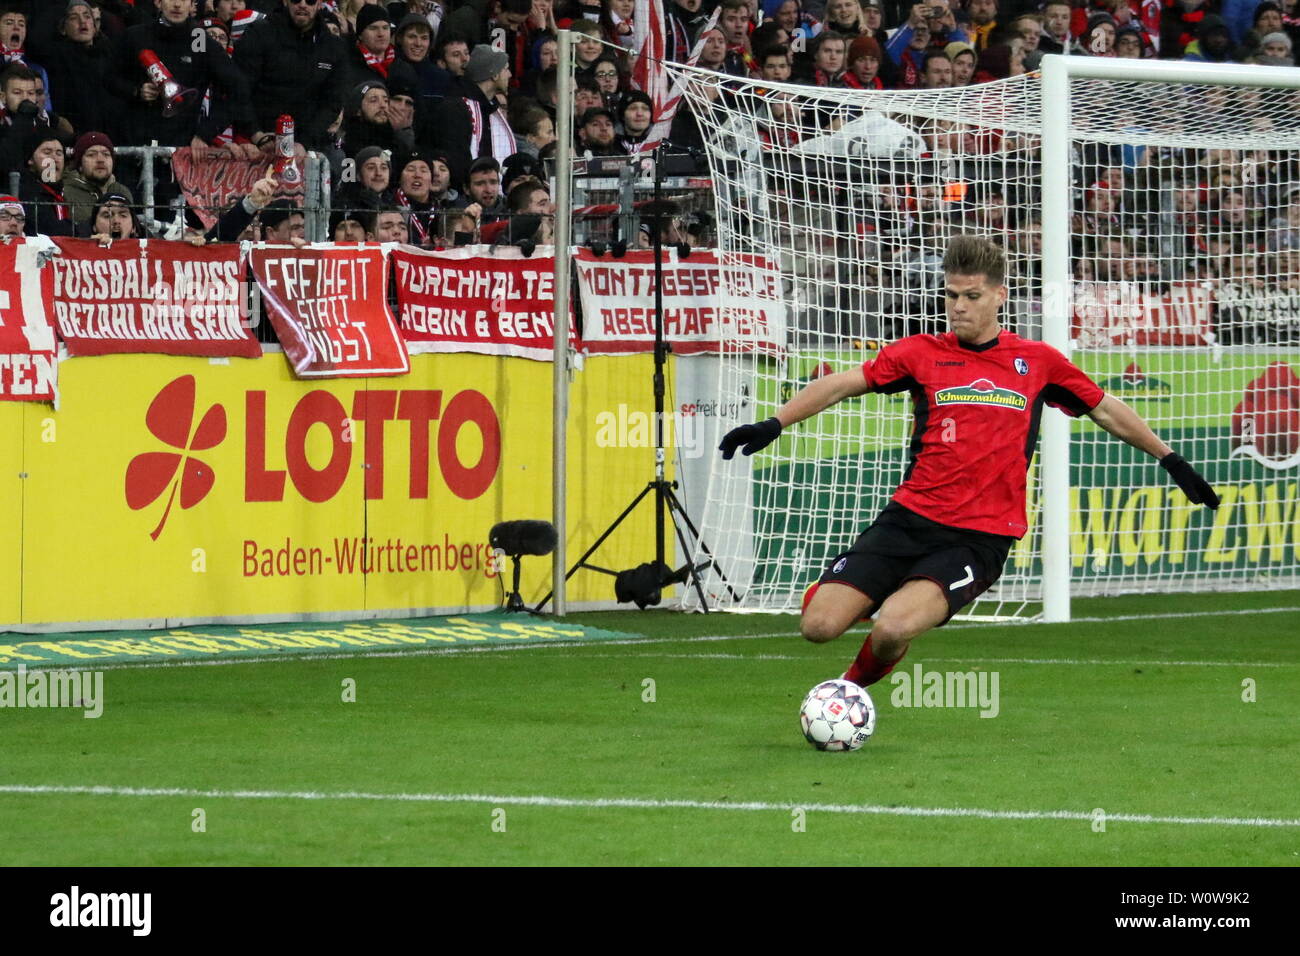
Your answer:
[10,144,333,241]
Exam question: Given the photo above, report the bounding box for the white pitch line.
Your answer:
[0,783,1295,829]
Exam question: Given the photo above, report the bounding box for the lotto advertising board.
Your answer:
[1,352,665,629]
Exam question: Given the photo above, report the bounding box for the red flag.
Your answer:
[630,1,720,153]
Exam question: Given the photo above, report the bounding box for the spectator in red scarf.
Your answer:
[349,6,418,89]
[19,130,73,236]
[808,31,850,84]
[719,0,758,76]
[846,34,884,87]
[0,7,50,111]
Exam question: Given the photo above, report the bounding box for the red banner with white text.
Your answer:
[392,246,564,361]
[575,249,787,355]
[0,239,57,402]
[251,243,410,378]
[50,239,260,358]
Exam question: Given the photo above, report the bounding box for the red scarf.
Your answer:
[39,181,68,221]
[394,189,429,244]
[358,42,396,79]
[2,47,24,64]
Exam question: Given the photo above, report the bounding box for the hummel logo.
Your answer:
[949,566,974,591]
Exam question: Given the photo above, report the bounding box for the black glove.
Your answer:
[1160,453,1219,510]
[719,417,783,459]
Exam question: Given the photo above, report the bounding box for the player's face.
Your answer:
[944,272,1006,345]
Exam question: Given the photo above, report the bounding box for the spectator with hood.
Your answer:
[1184,13,1239,61]
[233,0,350,153]
[106,0,257,152]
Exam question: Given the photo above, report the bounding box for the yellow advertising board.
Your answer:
[0,404,21,623]
[5,351,667,628]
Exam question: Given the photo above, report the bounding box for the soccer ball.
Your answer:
[799,679,876,751]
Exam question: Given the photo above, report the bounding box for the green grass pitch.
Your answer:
[2,589,1298,866]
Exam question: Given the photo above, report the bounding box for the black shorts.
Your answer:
[818,502,1015,624]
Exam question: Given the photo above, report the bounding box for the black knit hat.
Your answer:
[355,6,393,34]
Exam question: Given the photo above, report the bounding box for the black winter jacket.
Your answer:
[105,16,255,147]
[232,6,350,151]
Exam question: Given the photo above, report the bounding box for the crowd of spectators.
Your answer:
[0,0,1296,344]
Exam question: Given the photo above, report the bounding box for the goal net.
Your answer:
[667,60,1300,619]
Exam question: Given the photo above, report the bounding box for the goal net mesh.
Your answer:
[669,65,1300,617]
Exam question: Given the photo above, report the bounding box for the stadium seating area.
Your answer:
[0,0,1297,336]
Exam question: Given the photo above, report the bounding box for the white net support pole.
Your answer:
[551,29,576,616]
[1040,55,1073,623]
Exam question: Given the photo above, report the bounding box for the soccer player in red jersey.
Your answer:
[718,235,1219,688]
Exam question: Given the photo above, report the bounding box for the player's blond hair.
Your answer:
[943,235,1006,286]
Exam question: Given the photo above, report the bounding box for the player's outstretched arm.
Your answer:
[1087,394,1220,509]
[719,369,869,459]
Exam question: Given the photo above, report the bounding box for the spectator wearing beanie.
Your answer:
[28,2,116,140]
[232,0,350,153]
[83,189,140,242]
[617,90,654,153]
[1255,30,1295,63]
[348,6,419,90]
[0,191,23,237]
[845,34,884,88]
[334,144,394,211]
[104,0,256,150]
[1238,1,1287,56]
[429,44,517,189]
[62,131,134,230]
[945,40,977,85]
[340,79,414,160]
[391,148,444,246]
[1075,12,1118,55]
[18,130,73,236]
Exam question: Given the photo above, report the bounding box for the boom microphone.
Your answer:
[489,520,557,557]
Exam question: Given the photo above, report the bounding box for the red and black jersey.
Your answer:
[861,332,1105,538]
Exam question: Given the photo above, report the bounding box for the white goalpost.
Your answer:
[662,54,1300,622]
